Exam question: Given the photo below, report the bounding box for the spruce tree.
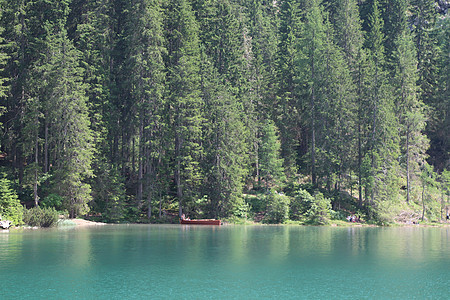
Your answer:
[433,16,450,170]
[334,0,367,203]
[393,26,428,204]
[259,120,286,190]
[201,56,249,218]
[334,0,363,71]
[298,0,327,186]
[33,23,94,217]
[164,0,204,217]
[410,0,439,103]
[364,0,401,210]
[244,0,278,118]
[123,0,166,218]
[0,4,8,100]
[319,16,357,191]
[275,0,303,174]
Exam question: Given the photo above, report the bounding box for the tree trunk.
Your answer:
[311,43,316,186]
[175,134,183,217]
[137,123,143,205]
[406,127,410,204]
[147,192,152,220]
[34,126,39,207]
[44,120,49,173]
[421,183,425,221]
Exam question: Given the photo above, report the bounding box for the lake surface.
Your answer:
[1,225,449,299]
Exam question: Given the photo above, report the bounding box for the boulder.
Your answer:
[0,220,11,229]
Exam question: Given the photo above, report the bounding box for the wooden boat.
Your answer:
[180,219,221,225]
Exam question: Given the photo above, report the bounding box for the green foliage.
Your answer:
[165,0,204,216]
[0,177,23,225]
[263,191,290,224]
[41,194,63,210]
[245,193,266,215]
[275,0,303,172]
[259,120,286,189]
[0,2,9,101]
[306,192,332,225]
[22,207,59,228]
[0,0,447,225]
[232,197,250,219]
[91,160,126,223]
[289,188,314,221]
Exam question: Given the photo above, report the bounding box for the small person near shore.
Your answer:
[347,214,361,223]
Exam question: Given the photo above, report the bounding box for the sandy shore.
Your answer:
[70,219,106,226]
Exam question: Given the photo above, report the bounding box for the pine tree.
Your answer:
[275,0,303,174]
[380,0,408,66]
[201,56,249,218]
[319,16,357,191]
[123,0,166,218]
[259,120,286,190]
[33,23,94,218]
[364,0,401,210]
[0,0,10,153]
[0,176,23,225]
[73,0,122,218]
[164,0,204,217]
[298,0,327,186]
[0,3,9,101]
[334,0,366,203]
[410,0,439,103]
[334,0,363,71]
[393,25,428,204]
[299,1,357,190]
[244,0,278,117]
[0,0,32,189]
[433,16,450,170]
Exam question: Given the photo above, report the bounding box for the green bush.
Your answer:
[245,193,266,214]
[306,192,332,225]
[23,207,59,227]
[290,188,314,220]
[232,197,250,219]
[264,191,290,224]
[0,176,23,225]
[41,193,64,210]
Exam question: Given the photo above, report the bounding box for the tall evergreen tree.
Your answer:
[334,0,364,71]
[259,120,286,190]
[275,0,304,174]
[319,16,357,191]
[380,0,408,65]
[432,16,449,170]
[334,0,367,204]
[123,0,166,218]
[364,0,401,211]
[32,23,94,217]
[393,23,428,204]
[244,0,278,117]
[164,0,204,217]
[298,0,327,186]
[0,0,32,188]
[201,56,249,218]
[0,0,10,153]
[0,2,8,101]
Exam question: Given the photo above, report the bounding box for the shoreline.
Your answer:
[69,218,107,226]
[3,218,448,230]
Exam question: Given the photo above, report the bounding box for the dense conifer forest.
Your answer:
[0,0,448,224]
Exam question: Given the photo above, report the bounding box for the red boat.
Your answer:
[180,219,221,225]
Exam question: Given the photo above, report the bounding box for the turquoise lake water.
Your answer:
[1,225,449,299]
